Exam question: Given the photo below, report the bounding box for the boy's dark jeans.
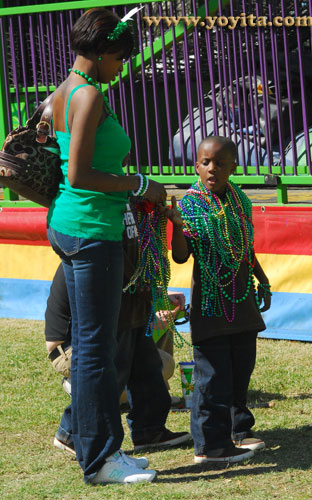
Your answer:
[191,331,258,455]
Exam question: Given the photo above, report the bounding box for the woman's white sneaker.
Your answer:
[119,449,149,469]
[90,451,156,484]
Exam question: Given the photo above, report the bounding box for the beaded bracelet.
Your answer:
[258,283,272,296]
[132,173,149,197]
[141,175,149,196]
[132,174,144,196]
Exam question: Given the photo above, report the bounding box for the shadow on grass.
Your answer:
[248,389,286,402]
[126,441,193,456]
[248,389,312,403]
[154,425,312,483]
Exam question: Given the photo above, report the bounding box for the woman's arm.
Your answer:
[65,86,166,203]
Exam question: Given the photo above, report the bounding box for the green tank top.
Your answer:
[47,84,131,241]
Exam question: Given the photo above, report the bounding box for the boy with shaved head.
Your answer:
[162,136,271,464]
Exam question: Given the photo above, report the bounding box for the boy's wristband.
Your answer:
[258,283,272,296]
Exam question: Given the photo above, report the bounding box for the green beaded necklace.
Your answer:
[68,68,118,121]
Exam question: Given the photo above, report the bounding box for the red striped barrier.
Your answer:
[0,207,49,245]
[0,206,312,255]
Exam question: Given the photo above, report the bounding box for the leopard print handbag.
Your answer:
[0,93,62,208]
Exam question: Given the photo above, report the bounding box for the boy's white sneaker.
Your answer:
[90,450,156,484]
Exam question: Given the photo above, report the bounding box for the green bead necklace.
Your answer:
[68,68,118,121]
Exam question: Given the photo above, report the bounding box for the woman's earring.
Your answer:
[98,56,102,61]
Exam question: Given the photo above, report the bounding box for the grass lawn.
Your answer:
[1,318,312,499]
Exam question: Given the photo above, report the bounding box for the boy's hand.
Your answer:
[257,284,271,312]
[159,196,183,226]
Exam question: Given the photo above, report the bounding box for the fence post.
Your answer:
[0,1,8,147]
[276,178,288,204]
[0,4,18,201]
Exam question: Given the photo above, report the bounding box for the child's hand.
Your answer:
[168,291,186,311]
[257,283,272,312]
[153,306,180,331]
[159,196,183,226]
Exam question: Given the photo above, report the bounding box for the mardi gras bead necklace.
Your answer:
[179,179,256,322]
[124,200,191,348]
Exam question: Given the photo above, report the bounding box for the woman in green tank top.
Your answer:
[47,7,165,486]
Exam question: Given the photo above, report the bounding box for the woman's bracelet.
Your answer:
[258,283,272,296]
[132,173,149,197]
[141,175,149,196]
[132,173,144,196]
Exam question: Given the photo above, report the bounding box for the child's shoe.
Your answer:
[54,435,76,457]
[234,437,265,451]
[133,427,191,450]
[62,377,71,396]
[194,445,254,463]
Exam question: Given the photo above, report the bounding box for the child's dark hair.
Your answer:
[70,8,134,60]
[199,136,237,162]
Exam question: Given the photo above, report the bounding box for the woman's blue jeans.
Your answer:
[191,331,257,455]
[47,226,124,482]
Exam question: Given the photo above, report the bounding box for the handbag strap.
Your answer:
[0,150,27,172]
[26,92,54,130]
[25,92,55,143]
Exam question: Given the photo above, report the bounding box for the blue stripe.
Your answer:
[260,291,312,342]
[0,279,311,342]
[0,278,51,320]
[169,288,312,342]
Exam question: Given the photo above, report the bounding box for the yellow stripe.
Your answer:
[0,244,60,281]
[168,251,193,288]
[1,245,312,295]
[168,251,312,294]
[257,253,312,294]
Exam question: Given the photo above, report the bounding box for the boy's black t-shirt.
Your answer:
[174,236,266,345]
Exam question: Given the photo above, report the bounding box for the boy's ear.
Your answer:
[195,161,199,175]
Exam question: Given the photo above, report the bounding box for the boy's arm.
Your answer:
[172,221,189,262]
[253,256,271,312]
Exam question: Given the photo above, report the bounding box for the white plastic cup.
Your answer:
[179,361,195,409]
